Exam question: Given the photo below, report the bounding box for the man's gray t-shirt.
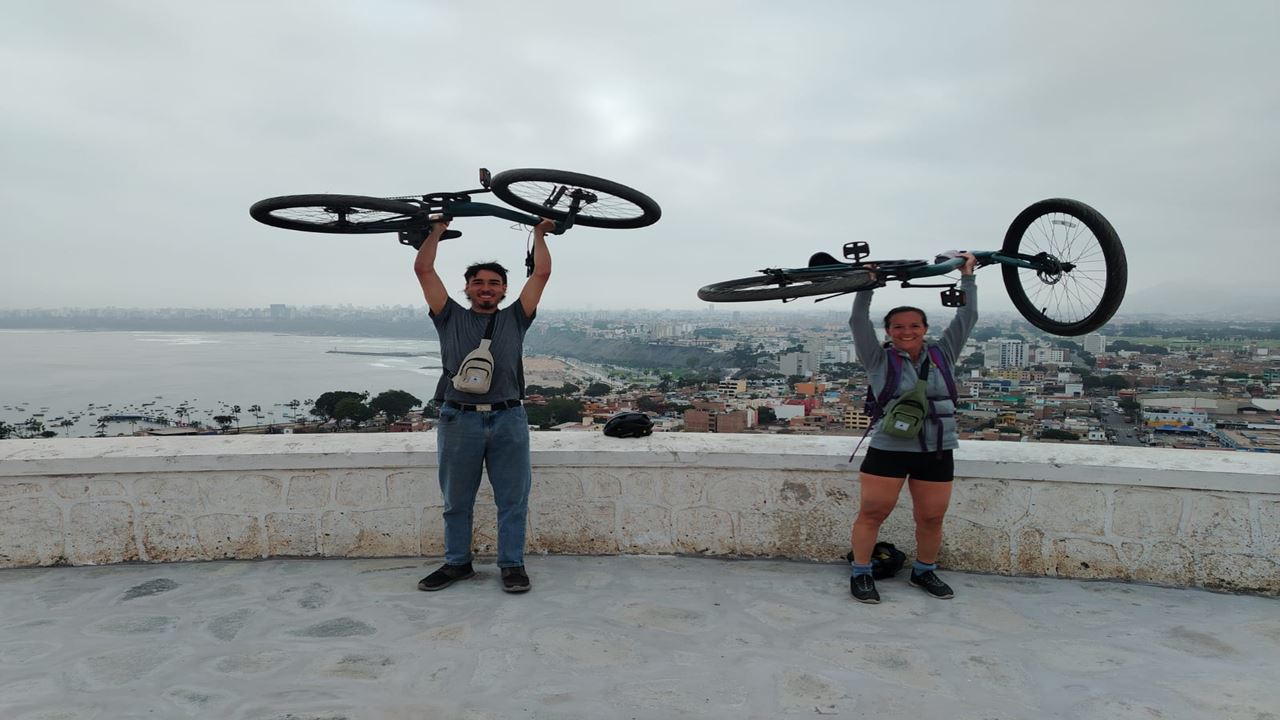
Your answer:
[430,298,534,404]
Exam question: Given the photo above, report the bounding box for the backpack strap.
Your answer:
[927,345,958,404]
[851,347,905,462]
[920,344,957,455]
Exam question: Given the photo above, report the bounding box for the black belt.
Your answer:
[444,399,522,412]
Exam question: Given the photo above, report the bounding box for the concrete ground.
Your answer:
[0,555,1277,720]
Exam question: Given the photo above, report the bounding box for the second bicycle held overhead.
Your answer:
[697,198,1126,337]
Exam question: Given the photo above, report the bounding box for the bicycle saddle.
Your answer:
[808,252,842,267]
[398,228,461,249]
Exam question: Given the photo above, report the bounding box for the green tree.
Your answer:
[312,391,368,421]
[0,421,12,440]
[525,398,586,429]
[584,382,613,396]
[756,406,777,424]
[334,397,375,429]
[1041,429,1079,441]
[370,390,423,422]
[213,415,236,432]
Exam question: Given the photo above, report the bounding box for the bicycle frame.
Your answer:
[787,249,1056,284]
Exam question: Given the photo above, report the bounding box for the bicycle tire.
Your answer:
[250,194,424,234]
[490,169,661,229]
[1000,198,1127,336]
[697,270,878,303]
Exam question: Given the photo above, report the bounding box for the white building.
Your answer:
[780,352,818,378]
[984,339,1027,369]
[1084,333,1107,354]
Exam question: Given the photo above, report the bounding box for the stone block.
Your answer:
[140,512,199,562]
[1260,499,1280,556]
[735,511,782,556]
[620,504,673,553]
[950,480,1031,529]
[1112,489,1182,540]
[419,507,445,556]
[673,507,734,555]
[387,470,438,506]
[1028,485,1106,535]
[533,469,583,501]
[287,473,332,509]
[335,471,386,508]
[320,508,416,557]
[1014,528,1047,576]
[201,473,284,513]
[775,474,822,511]
[1050,538,1124,580]
[1200,552,1280,595]
[52,477,126,499]
[770,505,848,560]
[531,501,617,554]
[940,517,1012,574]
[581,472,622,499]
[616,469,662,502]
[659,471,707,509]
[706,475,771,513]
[1132,540,1193,586]
[0,482,44,497]
[266,512,318,556]
[66,501,137,565]
[471,494,498,556]
[135,475,204,514]
[1186,494,1253,553]
[194,514,264,560]
[819,478,857,514]
[0,496,62,566]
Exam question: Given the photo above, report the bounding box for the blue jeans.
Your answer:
[435,404,531,568]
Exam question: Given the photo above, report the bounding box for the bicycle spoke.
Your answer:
[504,181,646,221]
[1013,210,1112,326]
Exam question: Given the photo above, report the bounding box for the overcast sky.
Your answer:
[2,1,1277,316]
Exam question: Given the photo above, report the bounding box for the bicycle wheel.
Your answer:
[250,194,424,234]
[1000,198,1127,336]
[697,270,878,303]
[490,169,661,229]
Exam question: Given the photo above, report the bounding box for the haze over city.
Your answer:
[3,2,1278,317]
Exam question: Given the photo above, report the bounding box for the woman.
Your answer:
[847,252,976,604]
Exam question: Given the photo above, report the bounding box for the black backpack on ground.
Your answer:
[845,541,908,580]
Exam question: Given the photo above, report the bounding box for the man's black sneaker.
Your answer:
[500,566,531,593]
[909,569,954,599]
[417,562,475,591]
[850,574,880,604]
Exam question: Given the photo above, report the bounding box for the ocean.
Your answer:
[0,330,442,438]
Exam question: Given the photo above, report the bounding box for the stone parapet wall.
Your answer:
[2,435,1277,594]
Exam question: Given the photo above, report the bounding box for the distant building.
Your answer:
[717,379,747,397]
[780,351,818,378]
[1084,333,1107,354]
[681,408,749,433]
[984,340,1027,369]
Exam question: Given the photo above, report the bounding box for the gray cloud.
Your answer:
[2,1,1277,316]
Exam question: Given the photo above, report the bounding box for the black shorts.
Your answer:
[859,447,954,482]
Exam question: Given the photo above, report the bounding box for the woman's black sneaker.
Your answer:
[417,562,475,591]
[500,566,531,593]
[909,569,954,599]
[850,574,880,604]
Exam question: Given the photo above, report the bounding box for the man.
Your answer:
[413,217,554,593]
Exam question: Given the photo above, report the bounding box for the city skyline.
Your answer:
[3,3,1279,314]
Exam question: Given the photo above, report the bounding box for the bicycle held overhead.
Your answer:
[697,198,1127,337]
[250,167,662,272]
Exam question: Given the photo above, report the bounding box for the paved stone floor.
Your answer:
[0,555,1277,720]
